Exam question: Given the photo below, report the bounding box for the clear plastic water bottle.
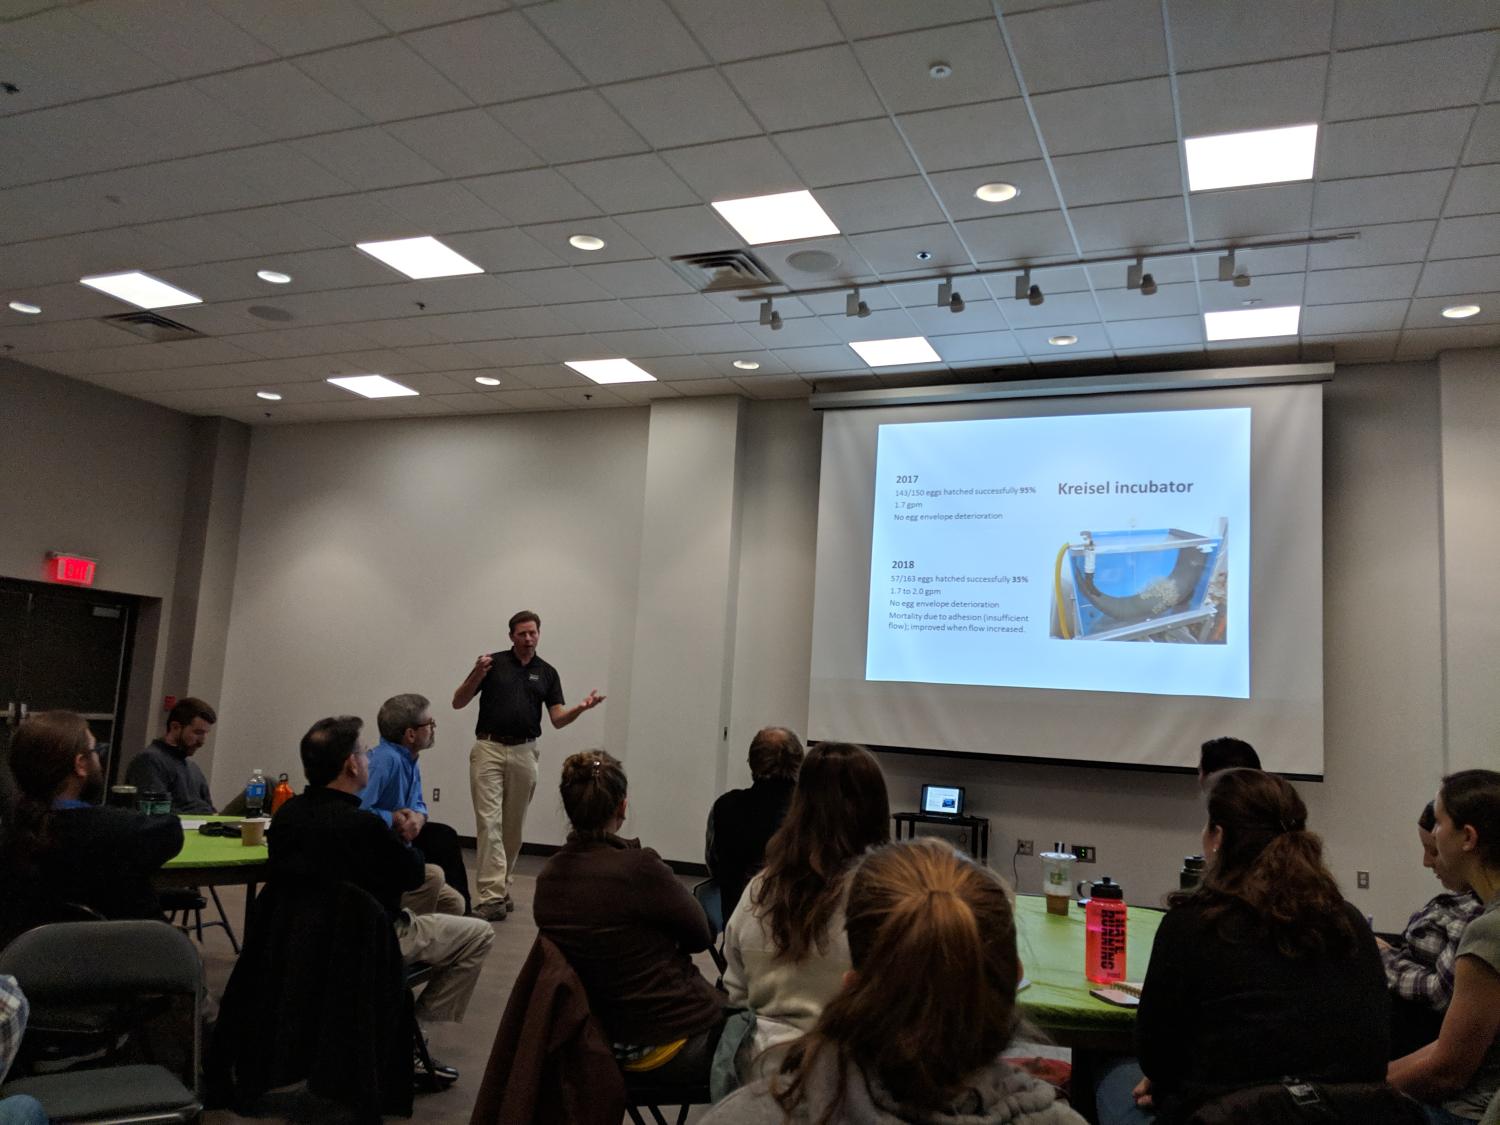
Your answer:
[245,768,267,818]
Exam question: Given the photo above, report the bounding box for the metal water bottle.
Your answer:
[1085,876,1128,984]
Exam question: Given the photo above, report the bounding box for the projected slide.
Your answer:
[866,407,1251,699]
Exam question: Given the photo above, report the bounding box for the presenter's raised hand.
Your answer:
[474,653,493,675]
[581,689,606,710]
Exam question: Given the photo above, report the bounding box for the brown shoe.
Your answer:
[473,900,508,922]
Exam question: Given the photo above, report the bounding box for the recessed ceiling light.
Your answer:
[1184,123,1318,192]
[974,182,1018,203]
[474,375,502,386]
[355,236,483,280]
[7,300,40,314]
[848,336,941,367]
[711,189,840,245]
[256,391,282,401]
[327,374,420,398]
[564,358,657,384]
[568,234,606,251]
[1442,304,1481,319]
[1048,334,1078,346]
[79,271,202,309]
[1203,305,1301,341]
[732,359,761,371]
[257,269,292,284]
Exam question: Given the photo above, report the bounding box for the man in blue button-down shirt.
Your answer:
[360,693,470,915]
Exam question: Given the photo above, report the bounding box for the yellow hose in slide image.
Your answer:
[1053,542,1073,639]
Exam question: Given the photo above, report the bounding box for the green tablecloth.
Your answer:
[1014,894,1162,1043]
[162,815,268,870]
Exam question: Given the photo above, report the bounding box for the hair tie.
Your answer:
[1280,819,1304,834]
[591,758,602,775]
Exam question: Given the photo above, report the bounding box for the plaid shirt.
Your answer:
[0,973,27,1084]
[1382,890,1484,1010]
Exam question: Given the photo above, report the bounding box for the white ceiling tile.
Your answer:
[551,300,654,332]
[559,154,701,213]
[593,327,691,355]
[772,345,868,374]
[1090,256,1197,288]
[406,273,532,313]
[1007,0,1168,93]
[230,323,381,359]
[1070,197,1189,252]
[1199,270,1304,310]
[1029,78,1175,155]
[1396,322,1500,359]
[1299,332,1399,364]
[615,205,739,258]
[854,21,1018,112]
[0,8,170,109]
[927,161,1059,219]
[499,268,611,305]
[1305,263,1422,304]
[404,11,586,103]
[733,374,810,399]
[903,300,1010,336]
[0,101,150,184]
[213,205,345,255]
[577,260,696,298]
[956,210,1077,262]
[1051,144,1182,208]
[724,45,884,132]
[846,224,971,273]
[463,169,603,224]
[1167,0,1332,71]
[826,0,994,38]
[1465,105,1500,166]
[491,90,649,164]
[669,378,747,397]
[662,137,805,200]
[669,0,840,62]
[365,182,509,232]
[1312,170,1453,227]
[519,217,656,264]
[1407,291,1500,326]
[294,39,472,123]
[815,177,946,234]
[453,339,555,366]
[1445,165,1500,218]
[1307,221,1433,267]
[1095,280,1202,320]
[77,0,275,76]
[287,194,412,242]
[355,0,510,32]
[897,100,1041,172]
[775,119,920,188]
[289,127,445,190]
[207,0,386,52]
[823,308,922,343]
[1300,300,1410,334]
[1326,34,1497,121]
[999,288,1103,329]
[1190,183,1313,241]
[1429,215,1500,260]
[626,294,733,328]
[602,69,761,149]
[1320,110,1474,180]
[1014,323,1112,355]
[526,0,708,84]
[668,322,764,353]
[382,110,540,179]
[1106,315,1205,349]
[631,354,719,380]
[191,62,370,140]
[1176,56,1327,136]
[1332,0,1499,49]
[930,331,1025,361]
[1415,256,1500,298]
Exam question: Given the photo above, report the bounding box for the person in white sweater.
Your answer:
[723,742,890,1074]
[704,838,1084,1125]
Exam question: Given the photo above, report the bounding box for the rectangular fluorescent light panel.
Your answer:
[327,374,420,398]
[564,358,657,384]
[1203,305,1301,342]
[79,271,202,309]
[355,235,483,279]
[848,336,941,367]
[711,189,840,245]
[1184,124,1318,191]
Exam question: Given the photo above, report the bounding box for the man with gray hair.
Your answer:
[360,693,470,914]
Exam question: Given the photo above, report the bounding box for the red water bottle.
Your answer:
[269,772,295,815]
[1084,876,1128,984]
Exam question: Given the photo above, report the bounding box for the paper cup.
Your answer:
[241,818,269,847]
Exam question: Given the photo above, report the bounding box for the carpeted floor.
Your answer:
[199,849,716,1124]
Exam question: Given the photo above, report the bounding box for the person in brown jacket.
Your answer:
[533,750,725,1085]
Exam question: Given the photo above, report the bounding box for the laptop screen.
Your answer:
[920,784,964,816]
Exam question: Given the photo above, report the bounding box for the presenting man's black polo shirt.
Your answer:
[475,650,564,741]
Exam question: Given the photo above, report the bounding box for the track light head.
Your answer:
[1140,272,1157,296]
[845,288,871,318]
[1232,272,1251,288]
[1028,284,1044,307]
[769,310,783,330]
[949,290,964,313]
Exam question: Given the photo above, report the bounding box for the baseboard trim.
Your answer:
[456,835,709,877]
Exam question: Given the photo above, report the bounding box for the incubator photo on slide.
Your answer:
[1049,519,1228,643]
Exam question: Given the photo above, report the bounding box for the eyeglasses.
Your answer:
[415,719,437,730]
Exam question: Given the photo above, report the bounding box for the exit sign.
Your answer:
[47,553,97,587]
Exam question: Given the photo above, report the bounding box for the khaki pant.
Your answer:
[394,909,494,1024]
[401,863,465,917]
[469,738,539,907]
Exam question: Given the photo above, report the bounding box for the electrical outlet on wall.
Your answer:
[1357,870,1369,889]
[1017,839,1034,856]
[1075,845,1096,863]
[432,787,441,802]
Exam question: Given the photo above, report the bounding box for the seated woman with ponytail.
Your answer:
[533,750,725,1084]
[1099,768,1389,1124]
[1389,769,1500,1125]
[724,741,889,1070]
[705,837,1085,1125]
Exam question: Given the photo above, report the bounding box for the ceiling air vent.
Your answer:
[669,249,780,293]
[100,311,204,343]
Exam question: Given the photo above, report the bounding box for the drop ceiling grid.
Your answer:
[0,0,1496,418]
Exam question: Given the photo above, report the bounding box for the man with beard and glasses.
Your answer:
[1,710,182,923]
